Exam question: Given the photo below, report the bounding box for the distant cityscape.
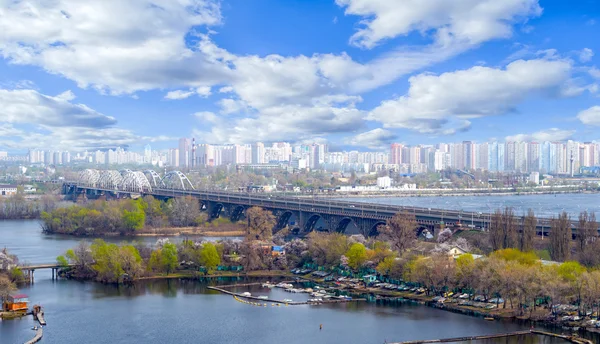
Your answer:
[1,139,599,176]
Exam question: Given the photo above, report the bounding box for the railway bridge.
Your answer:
[60,169,582,237]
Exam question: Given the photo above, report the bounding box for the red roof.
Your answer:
[11,294,28,299]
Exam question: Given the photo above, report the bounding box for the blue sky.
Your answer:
[0,0,599,153]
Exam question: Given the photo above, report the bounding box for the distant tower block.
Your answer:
[570,152,574,177]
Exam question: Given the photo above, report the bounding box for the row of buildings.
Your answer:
[390,141,600,175]
[20,139,600,175]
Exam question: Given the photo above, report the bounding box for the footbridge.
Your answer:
[61,169,581,237]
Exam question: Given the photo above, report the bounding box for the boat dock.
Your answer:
[32,305,46,326]
[207,286,365,305]
[24,327,43,344]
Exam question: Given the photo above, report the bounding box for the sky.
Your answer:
[0,0,599,153]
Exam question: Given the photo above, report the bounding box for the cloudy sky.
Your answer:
[0,0,599,152]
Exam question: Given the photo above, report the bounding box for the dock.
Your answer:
[34,311,46,326]
[32,305,46,326]
[24,327,43,344]
[207,286,365,305]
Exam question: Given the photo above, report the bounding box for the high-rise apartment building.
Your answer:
[178,138,191,168]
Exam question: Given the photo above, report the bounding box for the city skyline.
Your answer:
[0,1,599,153]
[13,138,600,177]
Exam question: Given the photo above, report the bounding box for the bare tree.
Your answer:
[577,211,597,252]
[490,210,504,251]
[169,196,201,227]
[550,211,571,262]
[245,207,276,241]
[503,207,518,249]
[378,211,417,253]
[521,209,536,252]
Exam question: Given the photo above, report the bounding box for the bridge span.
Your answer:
[62,181,570,238]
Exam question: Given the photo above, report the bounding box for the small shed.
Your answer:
[3,294,29,312]
[362,274,377,284]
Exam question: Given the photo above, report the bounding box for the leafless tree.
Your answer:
[245,207,276,241]
[378,211,417,253]
[550,211,571,262]
[521,209,537,252]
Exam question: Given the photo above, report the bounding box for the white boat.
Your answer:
[241,292,251,297]
[257,296,268,300]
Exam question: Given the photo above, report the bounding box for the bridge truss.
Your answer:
[77,169,195,192]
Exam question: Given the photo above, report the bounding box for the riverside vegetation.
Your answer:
[54,204,600,327]
[41,195,240,236]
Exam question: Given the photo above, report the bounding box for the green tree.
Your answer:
[200,243,221,273]
[346,243,367,270]
[56,255,69,267]
[122,209,145,232]
[161,242,178,275]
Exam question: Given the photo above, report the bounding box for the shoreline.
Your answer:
[44,228,245,238]
[58,269,597,335]
[321,189,597,199]
[52,269,600,342]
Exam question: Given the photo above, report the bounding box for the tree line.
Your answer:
[41,196,211,235]
[488,207,599,265]
[0,194,59,220]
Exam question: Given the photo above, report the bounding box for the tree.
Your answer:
[345,243,367,270]
[521,209,536,252]
[307,232,349,268]
[200,242,221,273]
[502,207,518,249]
[246,207,276,241]
[577,211,597,253]
[379,211,417,253]
[168,196,201,227]
[489,209,504,251]
[550,212,571,262]
[455,253,476,293]
[161,242,178,275]
[122,208,145,232]
[0,275,16,300]
[56,255,69,268]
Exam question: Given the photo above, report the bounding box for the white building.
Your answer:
[377,176,392,188]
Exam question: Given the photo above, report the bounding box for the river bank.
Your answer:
[320,189,598,198]
[54,266,600,339]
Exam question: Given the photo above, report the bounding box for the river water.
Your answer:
[0,216,589,343]
[350,193,600,218]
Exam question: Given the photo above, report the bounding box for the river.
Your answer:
[348,193,600,218]
[0,219,588,344]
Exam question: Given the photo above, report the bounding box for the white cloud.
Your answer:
[579,48,594,62]
[0,0,227,94]
[164,90,196,100]
[367,59,575,134]
[193,111,218,123]
[0,89,116,127]
[165,86,212,100]
[505,128,575,142]
[589,67,600,79]
[577,106,600,126]
[336,0,542,49]
[218,86,234,93]
[196,86,212,97]
[0,88,168,150]
[348,128,398,149]
[194,103,364,144]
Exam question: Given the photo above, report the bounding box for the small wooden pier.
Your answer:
[24,327,43,344]
[207,286,365,305]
